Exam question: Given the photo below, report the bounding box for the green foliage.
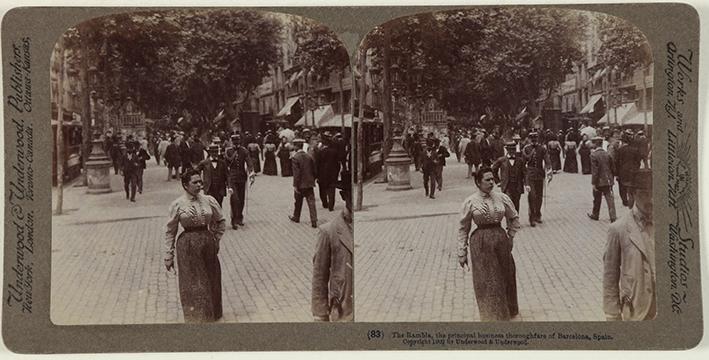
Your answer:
[596,14,651,73]
[63,10,283,130]
[293,20,349,80]
[363,8,588,119]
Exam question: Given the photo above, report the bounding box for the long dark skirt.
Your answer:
[263,150,278,175]
[549,147,562,171]
[249,151,261,173]
[279,157,293,177]
[563,149,578,173]
[580,148,591,174]
[469,226,518,321]
[176,231,222,323]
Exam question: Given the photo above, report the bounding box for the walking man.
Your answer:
[615,130,641,208]
[588,136,617,222]
[165,136,181,181]
[603,169,654,320]
[197,144,229,207]
[315,135,340,211]
[289,138,318,228]
[492,142,526,212]
[522,131,552,227]
[422,139,438,199]
[136,140,151,194]
[121,140,141,202]
[226,134,254,229]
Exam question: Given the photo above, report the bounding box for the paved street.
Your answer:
[51,159,341,324]
[355,158,624,322]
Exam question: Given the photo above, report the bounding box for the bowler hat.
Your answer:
[528,131,538,138]
[208,144,219,152]
[629,169,652,191]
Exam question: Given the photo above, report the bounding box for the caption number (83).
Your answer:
[367,330,383,340]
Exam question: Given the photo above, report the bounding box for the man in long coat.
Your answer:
[603,169,654,320]
[588,136,617,222]
[615,130,641,208]
[312,171,353,322]
[315,136,340,211]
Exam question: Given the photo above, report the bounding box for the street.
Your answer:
[51,160,341,324]
[355,159,624,322]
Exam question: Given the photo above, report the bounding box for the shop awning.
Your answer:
[318,113,355,128]
[597,102,636,125]
[580,94,603,114]
[295,105,334,127]
[276,97,300,117]
[622,110,653,126]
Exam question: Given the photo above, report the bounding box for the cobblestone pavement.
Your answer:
[51,160,341,324]
[355,159,625,322]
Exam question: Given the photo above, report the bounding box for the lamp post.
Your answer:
[382,62,413,191]
[84,63,112,194]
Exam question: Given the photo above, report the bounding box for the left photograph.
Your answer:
[50,10,353,324]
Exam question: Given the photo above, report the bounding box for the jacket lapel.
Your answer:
[626,215,648,260]
[334,213,353,255]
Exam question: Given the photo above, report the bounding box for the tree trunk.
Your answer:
[381,27,392,182]
[339,68,345,135]
[355,48,367,211]
[55,38,66,215]
[79,24,92,186]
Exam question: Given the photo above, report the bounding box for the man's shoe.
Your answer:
[536,218,543,224]
[288,216,299,223]
[587,213,599,221]
[610,218,617,223]
[236,222,245,226]
[429,195,435,199]
[232,224,238,230]
[311,222,318,228]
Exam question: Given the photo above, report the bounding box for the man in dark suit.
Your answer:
[290,138,318,228]
[588,136,617,222]
[121,140,141,202]
[522,132,552,226]
[190,134,205,165]
[226,134,254,229]
[479,130,493,167]
[492,142,526,212]
[136,140,151,194]
[197,144,228,207]
[615,130,641,208]
[315,136,341,211]
[164,136,181,181]
[421,139,439,199]
[179,135,193,174]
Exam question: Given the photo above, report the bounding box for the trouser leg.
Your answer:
[234,182,246,223]
[129,174,137,200]
[319,183,329,208]
[423,172,430,195]
[326,184,336,210]
[293,189,304,220]
[436,166,443,189]
[304,188,318,224]
[604,186,617,221]
[592,186,603,217]
[124,175,130,198]
[507,191,521,213]
[534,180,543,219]
[137,168,144,192]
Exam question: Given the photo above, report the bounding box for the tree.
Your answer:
[596,14,652,73]
[362,8,587,123]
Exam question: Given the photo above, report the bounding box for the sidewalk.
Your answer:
[355,160,624,322]
[51,160,341,324]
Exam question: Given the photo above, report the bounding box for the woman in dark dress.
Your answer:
[164,169,226,323]
[579,135,592,174]
[277,137,293,177]
[547,138,562,173]
[458,167,521,321]
[563,139,579,173]
[263,142,278,176]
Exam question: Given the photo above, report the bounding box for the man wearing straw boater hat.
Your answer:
[312,171,353,322]
[603,168,655,321]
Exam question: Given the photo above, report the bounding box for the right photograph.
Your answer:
[353,8,654,322]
